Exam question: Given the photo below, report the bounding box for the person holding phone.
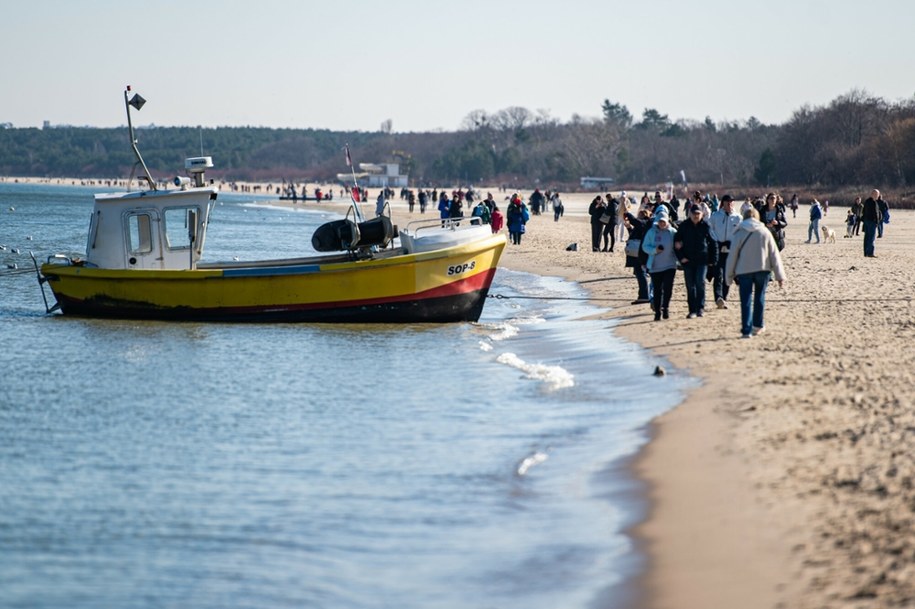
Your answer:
[642,206,678,321]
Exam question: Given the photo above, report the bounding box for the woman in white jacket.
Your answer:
[725,208,787,338]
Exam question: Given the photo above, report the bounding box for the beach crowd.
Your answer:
[382,184,891,339]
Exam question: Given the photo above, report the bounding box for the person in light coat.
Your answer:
[708,194,742,309]
[725,207,787,338]
[642,206,678,321]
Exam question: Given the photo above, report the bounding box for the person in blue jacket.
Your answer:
[642,206,678,321]
[506,194,530,245]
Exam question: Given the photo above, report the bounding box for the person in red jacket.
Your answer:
[490,204,504,234]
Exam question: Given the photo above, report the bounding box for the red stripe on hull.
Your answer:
[55,268,499,323]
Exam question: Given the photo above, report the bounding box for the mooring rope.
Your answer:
[488,293,914,304]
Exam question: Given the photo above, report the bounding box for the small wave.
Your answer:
[516,451,549,476]
[512,315,546,326]
[486,321,519,341]
[496,352,574,390]
[483,315,544,342]
[479,341,493,352]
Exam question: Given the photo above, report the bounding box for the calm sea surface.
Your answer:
[0,182,691,609]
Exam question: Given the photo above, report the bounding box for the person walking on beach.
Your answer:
[506,195,529,245]
[438,192,451,226]
[708,194,741,309]
[552,192,564,222]
[851,196,863,236]
[806,199,822,244]
[759,193,787,250]
[588,196,608,251]
[845,208,856,238]
[449,195,464,222]
[639,193,652,214]
[529,189,545,215]
[642,206,678,321]
[624,209,651,305]
[674,204,718,318]
[725,207,787,338]
[375,190,387,216]
[471,199,491,225]
[602,196,620,252]
[690,191,711,221]
[490,204,504,234]
[877,192,889,238]
[418,189,428,213]
[789,193,799,218]
[862,189,881,257]
[616,192,629,245]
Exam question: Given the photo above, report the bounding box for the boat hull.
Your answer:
[41,234,505,323]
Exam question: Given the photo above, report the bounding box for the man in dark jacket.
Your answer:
[862,189,882,257]
[674,205,718,318]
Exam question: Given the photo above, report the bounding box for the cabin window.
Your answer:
[164,207,197,250]
[127,213,153,254]
[86,210,100,252]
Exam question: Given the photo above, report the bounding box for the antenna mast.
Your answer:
[124,85,156,191]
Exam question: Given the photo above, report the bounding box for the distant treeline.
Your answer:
[2,89,914,192]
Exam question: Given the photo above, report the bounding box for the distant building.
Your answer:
[42,120,51,130]
[580,176,615,190]
[337,163,408,188]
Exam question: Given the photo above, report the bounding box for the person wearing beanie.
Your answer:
[642,207,678,320]
[674,204,718,318]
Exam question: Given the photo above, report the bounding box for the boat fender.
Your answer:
[312,219,360,252]
[353,216,396,249]
[311,217,397,252]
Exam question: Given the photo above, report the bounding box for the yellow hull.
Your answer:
[40,234,506,322]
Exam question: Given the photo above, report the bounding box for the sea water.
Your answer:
[0,182,691,609]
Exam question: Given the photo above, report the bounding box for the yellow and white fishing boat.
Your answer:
[35,88,505,323]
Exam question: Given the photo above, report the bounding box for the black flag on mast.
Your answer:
[128,93,146,111]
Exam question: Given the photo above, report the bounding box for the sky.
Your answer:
[3,0,914,133]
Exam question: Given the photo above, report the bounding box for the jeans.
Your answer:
[650,268,676,315]
[591,222,603,251]
[877,217,885,238]
[863,220,877,256]
[713,252,730,302]
[807,218,820,242]
[510,231,522,245]
[682,263,707,314]
[602,223,616,251]
[633,264,649,300]
[736,271,771,336]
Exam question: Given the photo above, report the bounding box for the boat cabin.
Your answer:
[84,158,217,270]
